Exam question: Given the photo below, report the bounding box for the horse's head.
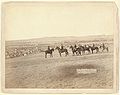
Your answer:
[51,48,54,51]
[69,45,73,49]
[55,46,60,50]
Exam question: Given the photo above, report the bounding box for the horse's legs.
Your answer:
[102,48,104,52]
[78,51,80,55]
[66,51,69,56]
[98,48,100,52]
[73,51,75,56]
[80,51,82,55]
[92,49,93,54]
[84,50,86,54]
[51,53,53,57]
[96,49,98,53]
[85,50,89,54]
[59,52,62,57]
[72,51,74,55]
[82,50,85,55]
[106,47,109,52]
[76,51,78,56]
[88,49,90,54]
[95,48,99,53]
[95,49,97,53]
[65,52,67,56]
[86,50,89,54]
[45,53,47,58]
[65,51,68,56]
[75,51,77,55]
[79,51,81,55]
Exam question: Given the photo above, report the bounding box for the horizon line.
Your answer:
[5,34,113,41]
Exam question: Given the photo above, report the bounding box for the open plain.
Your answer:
[5,36,114,89]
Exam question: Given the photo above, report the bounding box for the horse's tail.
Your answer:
[107,47,109,52]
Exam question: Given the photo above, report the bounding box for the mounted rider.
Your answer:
[74,44,77,49]
[74,44,77,48]
[74,44,77,50]
[102,43,105,48]
[60,44,64,50]
[93,43,95,47]
[47,46,51,51]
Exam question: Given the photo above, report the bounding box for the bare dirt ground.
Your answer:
[5,48,113,89]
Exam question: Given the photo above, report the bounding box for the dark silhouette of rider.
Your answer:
[61,44,64,50]
[93,43,95,47]
[74,44,77,48]
[48,46,50,50]
[103,43,105,47]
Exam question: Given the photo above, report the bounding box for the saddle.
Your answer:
[60,48,67,52]
[73,47,77,51]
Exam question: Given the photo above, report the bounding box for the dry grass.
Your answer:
[5,47,113,89]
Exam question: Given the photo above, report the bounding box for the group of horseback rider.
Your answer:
[45,43,108,58]
[45,44,66,58]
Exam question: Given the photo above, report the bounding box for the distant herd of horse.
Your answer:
[44,43,109,58]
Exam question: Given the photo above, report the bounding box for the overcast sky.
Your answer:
[4,2,117,40]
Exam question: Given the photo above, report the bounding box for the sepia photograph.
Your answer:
[1,1,119,94]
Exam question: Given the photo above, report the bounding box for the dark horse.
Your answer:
[89,46,99,53]
[77,45,85,55]
[56,46,69,57]
[70,45,85,55]
[45,48,54,58]
[70,45,78,55]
